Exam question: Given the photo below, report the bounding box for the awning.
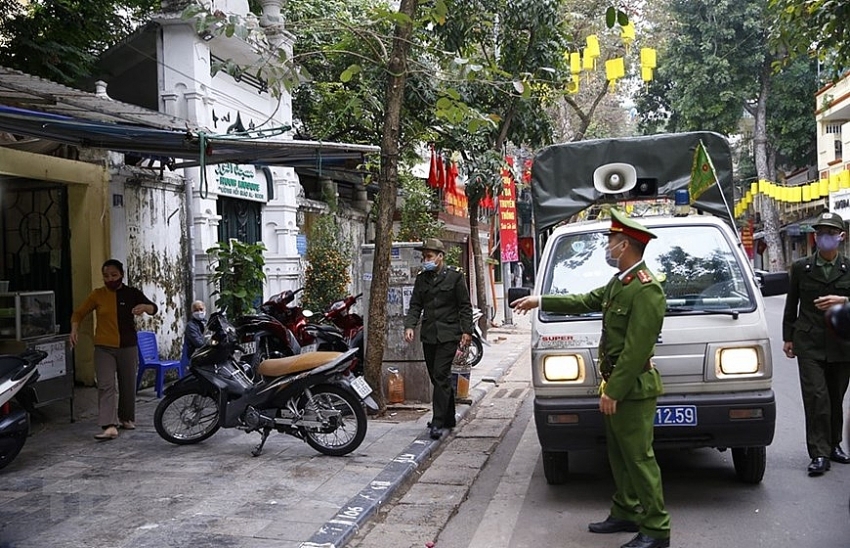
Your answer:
[0,66,379,170]
[781,216,818,236]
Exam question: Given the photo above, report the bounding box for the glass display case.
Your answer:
[0,291,57,340]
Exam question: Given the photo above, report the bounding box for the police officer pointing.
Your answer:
[404,238,474,440]
[512,210,670,548]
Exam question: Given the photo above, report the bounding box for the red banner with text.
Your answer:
[499,168,519,262]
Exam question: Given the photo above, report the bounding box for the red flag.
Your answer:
[435,153,445,190]
[427,147,438,188]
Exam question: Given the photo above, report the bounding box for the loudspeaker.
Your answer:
[634,178,658,196]
[593,163,637,194]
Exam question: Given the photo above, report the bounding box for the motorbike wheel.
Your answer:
[465,336,484,368]
[154,387,221,445]
[299,384,367,456]
[0,428,27,471]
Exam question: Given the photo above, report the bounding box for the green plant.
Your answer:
[206,239,267,317]
[444,245,463,273]
[303,213,352,313]
[397,172,444,242]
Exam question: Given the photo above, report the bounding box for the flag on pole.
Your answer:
[689,140,718,202]
[427,147,438,188]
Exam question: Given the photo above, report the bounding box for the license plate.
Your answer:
[300,343,318,354]
[654,405,697,426]
[349,375,373,399]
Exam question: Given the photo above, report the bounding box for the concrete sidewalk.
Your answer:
[0,320,530,548]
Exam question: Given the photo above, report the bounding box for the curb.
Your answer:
[300,340,528,548]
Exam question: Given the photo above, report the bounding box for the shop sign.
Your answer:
[211,163,269,203]
[829,188,850,221]
[498,168,519,262]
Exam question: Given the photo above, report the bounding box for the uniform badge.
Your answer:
[636,270,652,284]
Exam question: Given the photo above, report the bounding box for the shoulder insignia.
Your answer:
[636,270,652,284]
[623,274,634,285]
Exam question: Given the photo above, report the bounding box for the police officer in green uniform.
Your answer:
[404,238,474,440]
[512,210,670,548]
[782,210,850,476]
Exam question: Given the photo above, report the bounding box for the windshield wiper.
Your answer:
[665,306,739,320]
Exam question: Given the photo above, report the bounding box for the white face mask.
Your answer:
[192,311,206,321]
[605,240,626,269]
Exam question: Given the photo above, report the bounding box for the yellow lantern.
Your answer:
[586,35,600,58]
[582,49,594,70]
[640,48,657,69]
[757,179,767,193]
[621,22,635,47]
[829,173,840,192]
[810,181,821,199]
[641,67,653,82]
[802,185,811,202]
[819,177,829,195]
[566,77,579,94]
[793,186,803,203]
[605,57,625,81]
[750,182,758,195]
[570,52,581,75]
[840,170,850,188]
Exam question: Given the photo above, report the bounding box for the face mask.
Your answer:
[605,241,626,269]
[816,233,842,252]
[422,261,438,271]
[193,311,206,321]
[105,279,123,291]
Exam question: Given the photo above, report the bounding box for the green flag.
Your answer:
[689,140,717,202]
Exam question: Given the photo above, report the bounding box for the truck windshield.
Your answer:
[540,224,755,320]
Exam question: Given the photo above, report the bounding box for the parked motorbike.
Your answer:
[154,312,372,457]
[461,307,486,368]
[303,293,364,373]
[0,348,47,470]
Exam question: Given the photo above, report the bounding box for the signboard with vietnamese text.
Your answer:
[498,169,519,262]
[741,220,754,260]
[210,163,269,203]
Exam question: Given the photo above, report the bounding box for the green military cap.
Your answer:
[813,210,846,231]
[606,208,656,244]
[415,238,446,253]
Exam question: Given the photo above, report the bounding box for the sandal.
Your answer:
[119,420,135,430]
[94,426,119,440]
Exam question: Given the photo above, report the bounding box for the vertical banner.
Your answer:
[741,219,754,260]
[499,168,519,262]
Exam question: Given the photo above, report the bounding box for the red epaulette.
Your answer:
[623,274,634,285]
[636,270,652,284]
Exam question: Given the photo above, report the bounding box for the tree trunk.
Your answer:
[363,0,419,411]
[753,57,784,272]
[467,199,488,336]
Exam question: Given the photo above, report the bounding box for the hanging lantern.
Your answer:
[829,173,840,192]
[621,22,635,48]
[750,182,758,195]
[819,177,829,195]
[570,52,581,75]
[566,76,579,94]
[802,184,811,202]
[586,35,600,59]
[794,186,803,203]
[810,181,821,199]
[840,170,850,188]
[605,57,625,91]
[641,67,653,82]
[582,48,594,71]
[640,48,657,69]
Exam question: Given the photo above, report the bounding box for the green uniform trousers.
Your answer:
[422,341,457,429]
[797,357,850,458]
[605,397,670,540]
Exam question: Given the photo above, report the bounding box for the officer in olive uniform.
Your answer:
[404,238,474,440]
[512,210,670,548]
[782,210,850,476]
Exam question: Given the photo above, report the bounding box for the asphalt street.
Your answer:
[0,319,531,548]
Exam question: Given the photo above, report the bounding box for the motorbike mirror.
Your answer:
[303,310,314,318]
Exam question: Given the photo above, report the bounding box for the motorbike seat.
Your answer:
[257,351,343,377]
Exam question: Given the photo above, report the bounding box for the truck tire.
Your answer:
[732,446,766,484]
[542,450,569,485]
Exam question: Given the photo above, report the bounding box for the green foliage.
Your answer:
[444,245,463,272]
[0,0,160,84]
[397,173,444,242]
[767,57,819,170]
[303,215,352,313]
[770,0,850,81]
[206,239,267,318]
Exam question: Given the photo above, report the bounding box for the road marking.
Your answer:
[466,417,539,548]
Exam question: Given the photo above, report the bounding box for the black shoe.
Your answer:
[588,516,639,534]
[807,456,831,476]
[620,533,670,548]
[830,446,850,464]
[429,426,442,440]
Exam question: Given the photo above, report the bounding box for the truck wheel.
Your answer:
[542,450,569,485]
[732,446,766,484]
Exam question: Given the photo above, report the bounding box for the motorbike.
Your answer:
[303,293,364,373]
[460,307,487,368]
[0,348,47,470]
[154,312,373,457]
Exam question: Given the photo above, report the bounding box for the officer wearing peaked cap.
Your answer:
[403,238,474,440]
[783,210,850,476]
[511,210,671,548]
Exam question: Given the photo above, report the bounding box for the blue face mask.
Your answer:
[422,261,438,271]
[816,233,842,252]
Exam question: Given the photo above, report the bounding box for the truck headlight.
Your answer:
[717,347,759,375]
[543,354,584,381]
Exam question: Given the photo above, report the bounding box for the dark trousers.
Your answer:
[797,358,850,458]
[422,341,457,429]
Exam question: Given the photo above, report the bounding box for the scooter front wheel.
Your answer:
[154,387,220,445]
[299,384,367,456]
[465,336,484,367]
[0,427,27,470]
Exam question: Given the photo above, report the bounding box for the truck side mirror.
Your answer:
[508,287,531,306]
[755,270,789,297]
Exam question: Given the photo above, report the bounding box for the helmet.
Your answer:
[826,303,850,340]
